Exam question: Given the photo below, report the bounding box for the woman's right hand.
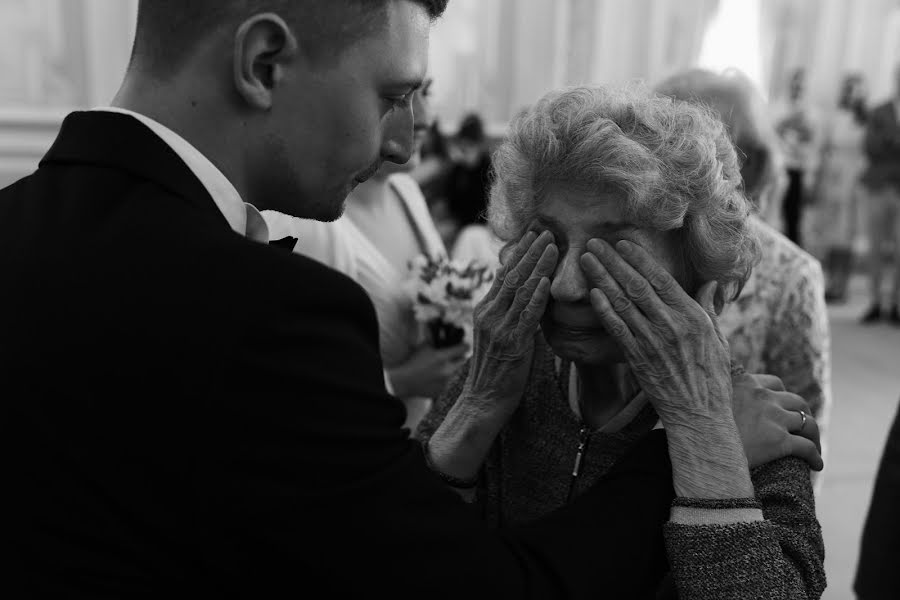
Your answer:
[462,229,558,421]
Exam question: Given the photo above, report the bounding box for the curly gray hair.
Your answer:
[488,83,760,304]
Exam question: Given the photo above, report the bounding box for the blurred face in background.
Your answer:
[839,75,864,108]
[789,71,805,101]
[377,76,434,178]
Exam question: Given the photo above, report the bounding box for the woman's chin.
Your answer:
[542,327,625,365]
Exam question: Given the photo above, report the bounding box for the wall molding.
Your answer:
[0,108,66,187]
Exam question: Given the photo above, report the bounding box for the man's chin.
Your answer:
[276,195,346,223]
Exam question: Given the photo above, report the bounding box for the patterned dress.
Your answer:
[719,215,831,485]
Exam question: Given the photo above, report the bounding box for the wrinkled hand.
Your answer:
[389,343,470,399]
[463,230,557,421]
[733,372,823,470]
[580,239,732,427]
[581,238,753,499]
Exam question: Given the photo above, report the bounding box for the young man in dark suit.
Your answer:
[2,1,681,597]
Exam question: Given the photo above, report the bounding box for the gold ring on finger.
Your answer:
[796,410,807,433]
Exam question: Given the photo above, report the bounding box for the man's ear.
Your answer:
[233,13,298,111]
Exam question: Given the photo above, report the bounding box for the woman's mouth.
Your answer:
[544,318,607,336]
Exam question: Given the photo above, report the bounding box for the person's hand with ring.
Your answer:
[732,371,823,471]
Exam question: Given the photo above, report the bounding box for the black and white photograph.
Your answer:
[3,1,900,598]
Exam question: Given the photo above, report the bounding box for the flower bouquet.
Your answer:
[405,254,494,348]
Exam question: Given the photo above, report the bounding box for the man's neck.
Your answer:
[111,76,249,206]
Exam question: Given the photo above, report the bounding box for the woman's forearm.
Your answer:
[427,391,507,484]
[665,456,825,599]
[665,415,755,500]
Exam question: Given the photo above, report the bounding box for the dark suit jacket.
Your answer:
[861,101,900,191]
[855,396,900,600]
[2,112,675,598]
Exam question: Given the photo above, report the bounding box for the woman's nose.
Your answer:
[550,249,589,303]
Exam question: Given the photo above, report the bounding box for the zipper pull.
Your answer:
[567,426,592,504]
[571,427,590,477]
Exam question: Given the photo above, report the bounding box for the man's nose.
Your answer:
[381,107,415,165]
[550,249,589,303]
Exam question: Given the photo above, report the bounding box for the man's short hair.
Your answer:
[130,0,448,77]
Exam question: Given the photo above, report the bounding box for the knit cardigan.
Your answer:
[418,335,826,600]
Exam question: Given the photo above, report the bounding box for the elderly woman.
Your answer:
[419,85,825,599]
[654,69,832,493]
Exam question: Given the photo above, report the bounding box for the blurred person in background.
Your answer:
[446,112,493,229]
[655,69,831,495]
[858,63,900,326]
[420,84,826,599]
[813,73,869,303]
[773,68,824,247]
[412,119,458,248]
[264,78,467,433]
[446,112,504,273]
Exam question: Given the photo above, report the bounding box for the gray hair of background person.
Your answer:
[654,68,785,211]
[488,84,760,308]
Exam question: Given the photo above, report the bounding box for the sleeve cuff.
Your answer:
[669,497,763,525]
[670,506,764,525]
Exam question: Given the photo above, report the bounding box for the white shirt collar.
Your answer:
[91,107,268,243]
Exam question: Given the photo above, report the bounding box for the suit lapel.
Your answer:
[40,111,229,230]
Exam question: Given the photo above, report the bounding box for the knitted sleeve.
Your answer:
[414,357,472,443]
[663,456,826,599]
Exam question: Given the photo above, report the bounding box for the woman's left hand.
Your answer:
[581,238,753,499]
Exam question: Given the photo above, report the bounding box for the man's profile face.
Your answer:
[263,1,430,221]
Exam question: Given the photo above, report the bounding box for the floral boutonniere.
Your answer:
[405,254,494,348]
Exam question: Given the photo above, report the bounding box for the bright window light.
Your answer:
[698,0,765,96]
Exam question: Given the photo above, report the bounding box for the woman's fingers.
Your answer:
[613,239,695,309]
[492,231,555,308]
[789,435,824,471]
[515,277,551,335]
[751,373,787,392]
[588,287,637,355]
[783,405,821,453]
[501,242,557,322]
[774,390,811,414]
[583,239,672,324]
[483,231,537,303]
[580,251,652,338]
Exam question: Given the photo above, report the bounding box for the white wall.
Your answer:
[0,0,136,188]
[428,0,900,133]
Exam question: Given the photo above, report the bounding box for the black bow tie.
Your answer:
[269,236,298,251]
